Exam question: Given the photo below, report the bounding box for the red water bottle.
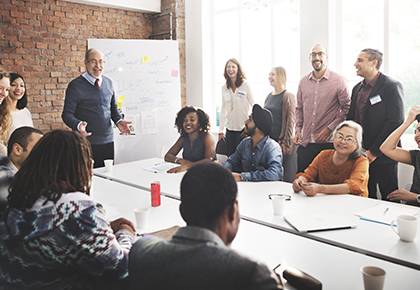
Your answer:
[151,181,161,207]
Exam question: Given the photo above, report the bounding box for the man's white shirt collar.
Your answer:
[82,72,102,86]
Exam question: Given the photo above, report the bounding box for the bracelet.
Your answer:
[174,157,179,164]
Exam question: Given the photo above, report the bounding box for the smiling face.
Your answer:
[354,51,377,79]
[225,61,238,80]
[310,45,328,72]
[415,123,420,149]
[333,126,358,156]
[0,77,10,105]
[268,69,278,87]
[183,112,199,135]
[85,49,104,78]
[10,77,25,102]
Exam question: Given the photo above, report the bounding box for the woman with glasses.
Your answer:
[0,130,136,289]
[380,105,420,206]
[8,73,34,138]
[219,58,255,156]
[264,66,295,181]
[292,120,368,197]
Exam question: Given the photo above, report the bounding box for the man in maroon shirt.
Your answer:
[347,48,404,200]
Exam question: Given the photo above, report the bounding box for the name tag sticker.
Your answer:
[237,91,245,99]
[369,94,382,105]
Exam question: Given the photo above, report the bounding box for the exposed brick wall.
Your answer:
[0,0,186,132]
[152,0,186,106]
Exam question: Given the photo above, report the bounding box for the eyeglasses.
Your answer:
[268,194,291,201]
[87,60,105,65]
[310,52,326,58]
[334,134,357,144]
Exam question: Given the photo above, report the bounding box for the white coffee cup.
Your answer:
[134,207,150,229]
[104,159,113,172]
[270,195,287,216]
[361,266,386,290]
[390,215,417,242]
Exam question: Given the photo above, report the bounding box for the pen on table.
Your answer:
[383,208,389,215]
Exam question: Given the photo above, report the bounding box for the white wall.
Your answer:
[65,0,161,13]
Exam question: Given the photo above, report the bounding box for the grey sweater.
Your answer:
[62,75,121,145]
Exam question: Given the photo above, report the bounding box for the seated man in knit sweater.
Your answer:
[129,162,283,290]
[0,126,42,216]
[62,48,131,168]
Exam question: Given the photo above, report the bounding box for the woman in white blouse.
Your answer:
[218,58,255,156]
[8,73,34,138]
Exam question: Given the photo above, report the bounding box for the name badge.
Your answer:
[369,94,381,105]
[237,91,245,99]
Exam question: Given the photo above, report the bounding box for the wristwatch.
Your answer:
[416,194,420,204]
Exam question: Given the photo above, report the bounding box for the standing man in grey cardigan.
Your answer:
[129,162,283,290]
[62,48,131,168]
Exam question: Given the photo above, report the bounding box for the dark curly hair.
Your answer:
[174,106,210,137]
[10,73,28,110]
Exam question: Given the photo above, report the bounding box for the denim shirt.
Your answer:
[222,136,283,181]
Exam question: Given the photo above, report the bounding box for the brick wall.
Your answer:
[0,0,186,132]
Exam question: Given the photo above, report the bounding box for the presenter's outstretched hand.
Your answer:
[78,121,92,137]
[117,120,132,135]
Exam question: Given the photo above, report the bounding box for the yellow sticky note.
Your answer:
[117,95,125,103]
[117,102,121,109]
[142,56,149,63]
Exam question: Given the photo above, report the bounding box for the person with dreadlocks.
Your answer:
[0,130,136,290]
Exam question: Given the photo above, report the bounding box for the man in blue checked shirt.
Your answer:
[222,104,283,181]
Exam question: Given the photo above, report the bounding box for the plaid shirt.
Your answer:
[0,155,17,215]
[295,67,351,147]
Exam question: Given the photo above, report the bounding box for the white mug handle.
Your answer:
[391,219,399,236]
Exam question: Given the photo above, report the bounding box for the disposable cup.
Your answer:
[361,266,386,290]
[271,195,287,216]
[104,159,113,172]
[134,207,150,229]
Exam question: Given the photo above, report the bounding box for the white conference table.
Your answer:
[93,158,420,270]
[92,176,420,289]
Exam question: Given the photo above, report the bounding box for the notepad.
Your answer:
[284,212,357,233]
[354,203,420,226]
[144,163,178,173]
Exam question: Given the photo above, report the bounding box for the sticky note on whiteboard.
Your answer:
[117,95,125,103]
[171,70,179,77]
[142,56,149,63]
[117,102,121,109]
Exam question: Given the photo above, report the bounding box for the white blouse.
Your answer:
[219,80,255,133]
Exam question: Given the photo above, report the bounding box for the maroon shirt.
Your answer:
[355,72,381,125]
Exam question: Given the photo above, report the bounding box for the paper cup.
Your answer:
[361,266,386,290]
[104,159,113,172]
[391,215,417,242]
[270,195,287,216]
[134,207,150,229]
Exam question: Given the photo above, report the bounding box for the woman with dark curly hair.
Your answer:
[165,106,215,173]
[0,71,12,155]
[8,73,34,138]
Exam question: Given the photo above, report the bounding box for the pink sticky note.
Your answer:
[171,70,179,77]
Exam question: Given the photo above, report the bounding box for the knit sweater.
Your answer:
[62,75,121,145]
[0,191,134,289]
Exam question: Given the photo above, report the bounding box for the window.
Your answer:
[211,0,300,127]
